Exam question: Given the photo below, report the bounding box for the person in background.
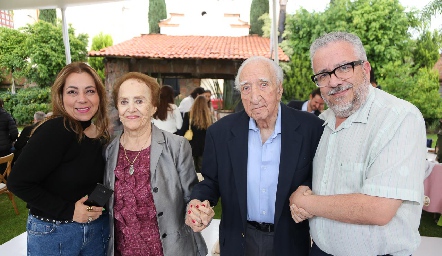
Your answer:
[287,88,325,116]
[203,89,212,103]
[290,31,426,256]
[104,72,207,256]
[152,85,183,134]
[185,56,323,256]
[8,62,110,255]
[0,98,18,159]
[177,95,213,173]
[203,89,217,122]
[178,87,205,116]
[12,111,46,165]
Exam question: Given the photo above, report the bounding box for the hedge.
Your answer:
[0,87,51,125]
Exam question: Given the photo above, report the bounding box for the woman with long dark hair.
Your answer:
[8,62,110,255]
[152,85,183,134]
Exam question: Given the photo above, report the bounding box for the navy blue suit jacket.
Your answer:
[191,103,324,256]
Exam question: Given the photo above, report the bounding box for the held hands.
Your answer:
[289,186,314,223]
[72,196,104,223]
[185,199,215,232]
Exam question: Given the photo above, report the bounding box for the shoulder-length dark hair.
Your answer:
[153,85,175,121]
[190,87,205,99]
[44,62,110,143]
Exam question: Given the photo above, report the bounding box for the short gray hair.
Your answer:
[34,111,46,122]
[234,56,283,90]
[310,32,367,69]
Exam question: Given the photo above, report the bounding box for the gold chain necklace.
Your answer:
[122,133,150,175]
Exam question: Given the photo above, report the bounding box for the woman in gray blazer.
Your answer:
[104,72,207,256]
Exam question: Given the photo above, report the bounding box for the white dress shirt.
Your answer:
[152,104,183,134]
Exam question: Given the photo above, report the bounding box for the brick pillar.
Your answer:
[104,58,130,134]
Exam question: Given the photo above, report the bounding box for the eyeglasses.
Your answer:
[311,60,364,88]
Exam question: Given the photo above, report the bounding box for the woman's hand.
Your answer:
[185,199,215,232]
[72,196,104,223]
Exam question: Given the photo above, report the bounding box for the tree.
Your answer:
[0,27,28,92]
[250,0,269,36]
[148,0,167,34]
[89,33,113,82]
[281,0,442,119]
[280,8,322,101]
[282,0,414,100]
[39,9,56,25]
[413,30,442,69]
[379,62,442,120]
[20,21,88,87]
[422,0,442,22]
[259,13,271,38]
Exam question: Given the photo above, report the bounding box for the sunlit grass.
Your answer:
[1,191,441,245]
[0,195,27,245]
[427,133,437,148]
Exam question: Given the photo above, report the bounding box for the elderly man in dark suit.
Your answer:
[186,56,324,256]
[288,88,325,116]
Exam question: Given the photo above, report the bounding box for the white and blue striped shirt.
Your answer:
[310,86,426,256]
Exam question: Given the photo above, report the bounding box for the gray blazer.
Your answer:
[104,125,208,256]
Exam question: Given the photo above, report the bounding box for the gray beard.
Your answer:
[323,78,369,118]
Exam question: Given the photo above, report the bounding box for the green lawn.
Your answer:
[213,199,222,219]
[419,211,442,237]
[427,134,438,148]
[1,196,441,245]
[0,195,27,245]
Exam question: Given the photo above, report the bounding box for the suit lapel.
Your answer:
[107,132,122,172]
[228,112,249,227]
[274,105,303,227]
[150,125,164,180]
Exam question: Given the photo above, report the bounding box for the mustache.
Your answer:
[327,84,353,96]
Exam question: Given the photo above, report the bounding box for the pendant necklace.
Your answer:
[122,133,150,175]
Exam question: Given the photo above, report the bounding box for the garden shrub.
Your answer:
[0,87,51,125]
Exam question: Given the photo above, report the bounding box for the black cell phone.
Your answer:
[84,183,114,207]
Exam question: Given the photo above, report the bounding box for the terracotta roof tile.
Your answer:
[89,34,289,61]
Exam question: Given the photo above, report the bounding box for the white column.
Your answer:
[61,7,71,64]
[272,0,279,64]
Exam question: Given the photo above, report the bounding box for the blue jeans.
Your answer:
[27,212,109,256]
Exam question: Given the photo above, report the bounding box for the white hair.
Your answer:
[234,56,283,90]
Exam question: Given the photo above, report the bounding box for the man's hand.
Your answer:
[185,199,215,232]
[289,186,314,223]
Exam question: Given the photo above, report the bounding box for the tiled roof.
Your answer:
[88,34,289,61]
